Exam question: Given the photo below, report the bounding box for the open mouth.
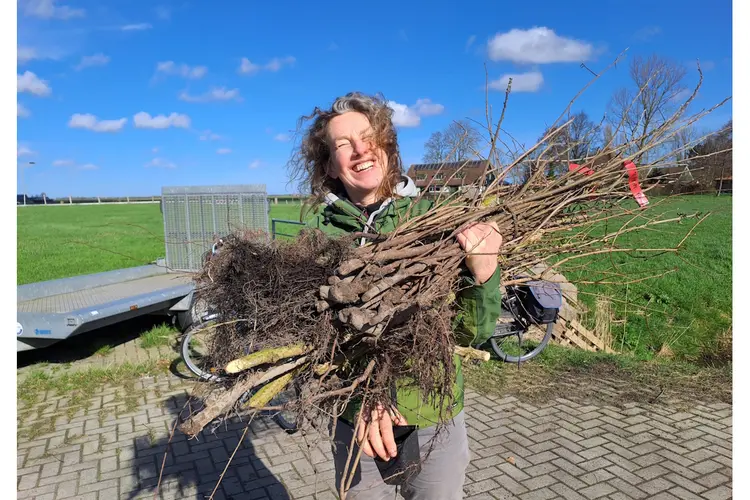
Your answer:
[353,160,374,173]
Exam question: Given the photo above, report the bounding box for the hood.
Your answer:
[324,175,419,207]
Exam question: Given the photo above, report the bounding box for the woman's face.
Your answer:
[326,111,389,206]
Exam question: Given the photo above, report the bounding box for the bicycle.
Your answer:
[483,279,563,364]
[180,310,301,433]
[179,237,300,433]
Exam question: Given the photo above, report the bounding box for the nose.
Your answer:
[351,137,370,157]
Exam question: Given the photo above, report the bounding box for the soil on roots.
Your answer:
[193,228,460,423]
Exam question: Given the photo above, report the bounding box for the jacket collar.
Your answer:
[322,175,419,237]
[323,175,419,210]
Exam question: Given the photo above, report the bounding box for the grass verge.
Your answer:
[465,342,732,407]
[17,358,172,408]
[139,323,178,348]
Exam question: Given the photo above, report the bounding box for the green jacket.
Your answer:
[320,176,502,428]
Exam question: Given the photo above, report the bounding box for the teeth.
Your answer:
[354,161,373,172]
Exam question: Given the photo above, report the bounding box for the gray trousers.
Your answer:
[331,411,470,499]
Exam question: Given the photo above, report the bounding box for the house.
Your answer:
[715,176,732,194]
[406,160,497,194]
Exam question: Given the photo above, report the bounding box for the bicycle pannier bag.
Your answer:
[519,281,562,324]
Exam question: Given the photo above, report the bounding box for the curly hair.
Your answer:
[287,92,404,207]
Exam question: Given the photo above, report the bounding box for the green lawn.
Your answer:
[559,194,732,362]
[17,204,166,285]
[16,195,732,363]
[17,202,318,285]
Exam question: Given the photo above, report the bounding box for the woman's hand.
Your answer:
[456,221,503,284]
[356,404,408,461]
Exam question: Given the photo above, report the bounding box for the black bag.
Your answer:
[518,280,562,324]
[374,425,421,486]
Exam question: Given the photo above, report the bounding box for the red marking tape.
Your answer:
[568,160,649,208]
[623,160,649,208]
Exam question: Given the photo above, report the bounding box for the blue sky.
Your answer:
[16,0,733,197]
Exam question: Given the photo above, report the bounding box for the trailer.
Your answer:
[17,184,270,352]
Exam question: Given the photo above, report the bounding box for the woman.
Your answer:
[290,92,503,499]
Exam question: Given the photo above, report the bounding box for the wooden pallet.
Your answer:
[551,314,615,354]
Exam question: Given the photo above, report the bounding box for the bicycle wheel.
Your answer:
[268,385,300,434]
[490,320,554,364]
[181,319,225,382]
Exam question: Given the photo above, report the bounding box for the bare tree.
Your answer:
[534,111,601,178]
[422,131,451,163]
[423,120,481,163]
[607,54,687,163]
[687,120,732,192]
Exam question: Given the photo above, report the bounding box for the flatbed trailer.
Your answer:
[17,260,194,352]
[17,184,269,352]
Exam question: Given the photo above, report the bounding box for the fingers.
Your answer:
[368,408,391,461]
[378,411,398,459]
[356,413,375,458]
[355,405,408,461]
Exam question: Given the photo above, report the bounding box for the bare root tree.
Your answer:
[608,54,687,162]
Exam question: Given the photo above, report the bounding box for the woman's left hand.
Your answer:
[456,221,503,284]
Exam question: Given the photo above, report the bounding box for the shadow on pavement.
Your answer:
[125,392,292,500]
[17,314,174,368]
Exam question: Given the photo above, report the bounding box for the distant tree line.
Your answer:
[420,54,731,194]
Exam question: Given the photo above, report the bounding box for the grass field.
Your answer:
[561,195,732,363]
[17,195,731,363]
[16,202,323,285]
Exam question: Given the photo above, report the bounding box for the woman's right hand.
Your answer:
[356,404,408,461]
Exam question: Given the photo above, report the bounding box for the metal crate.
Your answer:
[161,184,269,272]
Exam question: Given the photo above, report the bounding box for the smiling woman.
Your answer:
[287,92,503,499]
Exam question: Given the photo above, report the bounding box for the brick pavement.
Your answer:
[17,372,732,500]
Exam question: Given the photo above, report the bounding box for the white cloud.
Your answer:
[53,159,74,166]
[154,6,171,20]
[152,147,159,153]
[633,26,661,42]
[18,46,37,64]
[17,71,51,97]
[670,88,693,103]
[18,102,30,118]
[265,56,296,72]
[156,61,207,79]
[238,58,260,75]
[20,0,85,19]
[248,160,262,169]
[239,56,295,74]
[465,35,476,51]
[78,163,99,170]
[17,144,36,157]
[121,23,152,31]
[489,71,544,93]
[146,157,176,169]
[17,46,62,65]
[388,98,445,127]
[68,113,127,132]
[134,112,191,129]
[487,27,593,64]
[178,87,242,103]
[74,53,110,71]
[199,130,222,141]
[412,98,444,116]
[274,133,291,142]
[217,148,232,154]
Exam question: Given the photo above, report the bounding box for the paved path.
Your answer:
[17,372,732,500]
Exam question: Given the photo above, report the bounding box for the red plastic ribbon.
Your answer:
[568,161,649,207]
[623,160,649,208]
[568,163,594,176]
